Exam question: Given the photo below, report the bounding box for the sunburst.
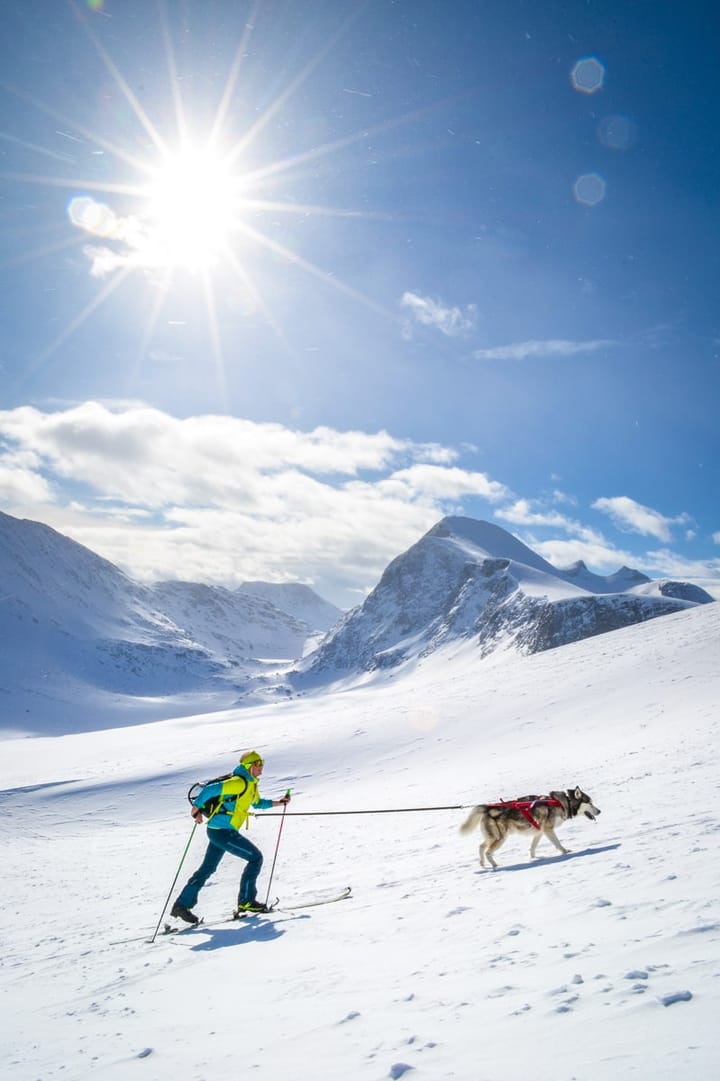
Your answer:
[1,1,400,401]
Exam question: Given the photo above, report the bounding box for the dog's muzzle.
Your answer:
[583,807,600,820]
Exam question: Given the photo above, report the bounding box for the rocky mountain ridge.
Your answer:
[1,510,713,731]
[295,516,713,681]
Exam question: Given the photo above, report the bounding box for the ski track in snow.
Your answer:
[2,604,720,1080]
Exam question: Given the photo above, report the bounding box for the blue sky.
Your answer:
[0,0,718,606]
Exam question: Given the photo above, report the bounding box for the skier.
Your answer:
[171,750,291,923]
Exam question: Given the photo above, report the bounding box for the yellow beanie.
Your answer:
[240,750,264,768]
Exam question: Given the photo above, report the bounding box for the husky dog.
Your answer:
[460,787,601,869]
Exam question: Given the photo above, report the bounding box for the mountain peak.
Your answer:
[428,516,558,576]
[299,515,712,682]
[563,559,589,575]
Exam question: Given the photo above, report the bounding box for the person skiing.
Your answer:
[171,750,291,923]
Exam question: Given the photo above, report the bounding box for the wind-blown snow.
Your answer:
[3,601,719,1080]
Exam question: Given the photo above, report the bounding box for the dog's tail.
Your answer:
[459,805,485,834]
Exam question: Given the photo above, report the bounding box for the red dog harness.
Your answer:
[485,796,563,830]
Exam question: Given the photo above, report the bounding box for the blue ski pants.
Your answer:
[176,827,263,909]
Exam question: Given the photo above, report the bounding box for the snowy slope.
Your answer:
[237,581,343,633]
[300,516,713,679]
[0,511,226,734]
[1,510,713,732]
[0,511,333,734]
[152,580,311,661]
[0,508,170,639]
[2,602,718,1081]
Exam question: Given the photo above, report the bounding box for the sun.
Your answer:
[141,146,241,272]
[5,3,396,392]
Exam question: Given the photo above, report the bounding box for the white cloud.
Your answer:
[68,197,152,278]
[483,512,719,597]
[1,404,711,607]
[82,244,140,279]
[0,403,507,607]
[494,503,642,575]
[495,498,574,530]
[473,338,614,361]
[713,532,720,544]
[593,496,691,543]
[551,489,578,507]
[400,292,476,337]
[0,459,53,503]
[642,547,720,579]
[370,465,510,504]
[0,403,438,503]
[531,535,637,573]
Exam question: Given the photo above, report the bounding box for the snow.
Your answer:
[3,601,719,1080]
[2,508,712,734]
[0,510,337,733]
[301,516,711,680]
[237,580,343,632]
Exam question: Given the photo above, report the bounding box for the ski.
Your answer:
[109,918,211,945]
[158,898,280,937]
[277,885,352,910]
[159,917,204,937]
[110,888,350,945]
[112,901,282,944]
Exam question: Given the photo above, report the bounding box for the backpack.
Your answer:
[187,773,248,822]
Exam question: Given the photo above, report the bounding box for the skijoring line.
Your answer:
[260,803,472,817]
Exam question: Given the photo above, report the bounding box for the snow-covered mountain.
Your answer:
[3,510,713,733]
[237,581,342,633]
[151,580,311,662]
[0,511,335,734]
[298,516,713,680]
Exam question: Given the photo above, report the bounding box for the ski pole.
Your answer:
[264,789,291,907]
[150,821,198,944]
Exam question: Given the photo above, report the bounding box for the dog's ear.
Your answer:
[574,786,582,798]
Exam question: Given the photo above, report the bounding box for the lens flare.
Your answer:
[68,195,116,236]
[571,57,605,95]
[573,173,607,207]
[597,114,637,151]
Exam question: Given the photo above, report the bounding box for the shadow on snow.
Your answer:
[185,913,308,950]
[474,843,621,874]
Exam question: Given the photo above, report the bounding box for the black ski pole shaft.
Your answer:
[264,790,291,907]
[150,821,198,944]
